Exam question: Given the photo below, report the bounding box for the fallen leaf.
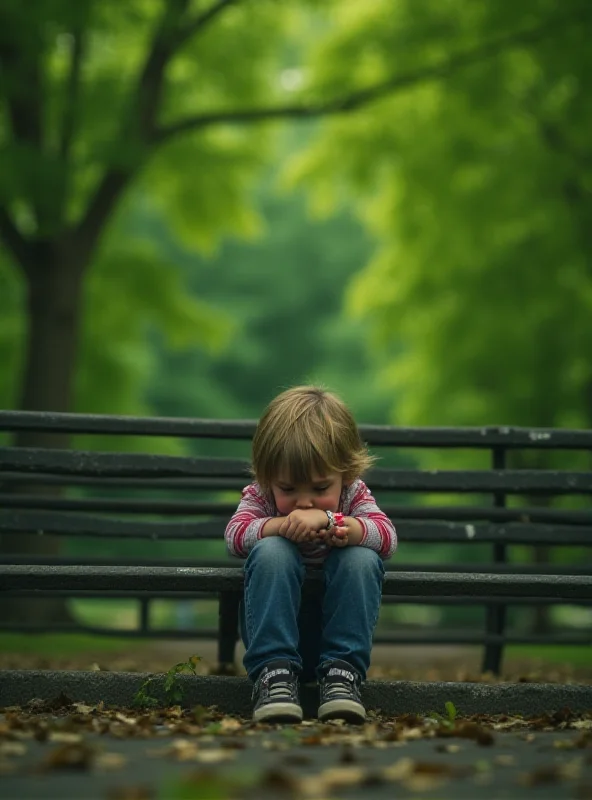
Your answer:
[218,717,242,733]
[435,743,461,753]
[95,752,128,770]
[48,732,83,744]
[574,720,592,731]
[72,703,95,715]
[194,749,236,763]
[106,786,153,800]
[115,713,138,726]
[40,742,95,771]
[494,754,516,767]
[0,742,27,757]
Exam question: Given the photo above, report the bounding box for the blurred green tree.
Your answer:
[0,0,569,438]
[288,0,592,632]
[2,0,585,625]
[290,0,592,437]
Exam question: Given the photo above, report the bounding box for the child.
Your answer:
[224,386,397,724]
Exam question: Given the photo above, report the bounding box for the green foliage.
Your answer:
[0,259,24,408]
[291,0,592,443]
[429,700,458,728]
[0,0,306,427]
[143,149,396,431]
[162,769,259,800]
[133,654,202,708]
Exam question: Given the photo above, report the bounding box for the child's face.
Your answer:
[271,471,343,516]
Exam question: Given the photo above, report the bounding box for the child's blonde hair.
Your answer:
[252,386,375,489]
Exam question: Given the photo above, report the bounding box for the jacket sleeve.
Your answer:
[343,479,397,560]
[224,483,274,558]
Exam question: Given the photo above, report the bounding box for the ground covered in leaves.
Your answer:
[2,643,591,686]
[1,696,591,799]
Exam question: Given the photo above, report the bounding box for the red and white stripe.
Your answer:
[224,478,397,562]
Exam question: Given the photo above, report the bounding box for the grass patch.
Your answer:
[505,645,592,668]
[0,633,141,656]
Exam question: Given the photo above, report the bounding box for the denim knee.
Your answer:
[244,536,302,579]
[324,546,385,582]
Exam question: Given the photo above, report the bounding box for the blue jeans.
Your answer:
[240,537,385,682]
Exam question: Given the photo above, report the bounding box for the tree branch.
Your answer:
[133,0,192,135]
[72,0,243,257]
[155,8,591,143]
[71,170,133,267]
[0,206,31,271]
[0,41,43,149]
[58,28,85,161]
[175,0,242,48]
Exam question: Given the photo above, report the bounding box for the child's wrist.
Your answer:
[342,517,364,545]
[262,517,287,537]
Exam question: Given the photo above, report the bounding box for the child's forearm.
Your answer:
[261,517,289,537]
[342,517,364,546]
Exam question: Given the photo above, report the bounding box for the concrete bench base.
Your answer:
[1,670,590,718]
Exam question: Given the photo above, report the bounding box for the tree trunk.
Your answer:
[0,248,86,625]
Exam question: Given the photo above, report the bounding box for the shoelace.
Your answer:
[267,680,295,699]
[323,679,354,699]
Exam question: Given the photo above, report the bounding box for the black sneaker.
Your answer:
[318,659,366,724]
[252,660,303,724]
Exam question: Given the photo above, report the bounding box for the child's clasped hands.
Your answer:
[277,509,349,547]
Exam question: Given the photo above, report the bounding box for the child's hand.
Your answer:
[328,525,349,547]
[278,509,328,542]
[313,525,349,547]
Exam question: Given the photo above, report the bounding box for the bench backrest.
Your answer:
[1,410,591,673]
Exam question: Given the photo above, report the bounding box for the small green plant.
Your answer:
[428,700,458,728]
[133,654,202,708]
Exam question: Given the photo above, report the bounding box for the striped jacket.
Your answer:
[224,478,397,563]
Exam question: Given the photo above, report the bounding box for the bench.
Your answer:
[1,410,591,675]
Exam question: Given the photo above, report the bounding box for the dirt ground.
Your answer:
[2,639,591,684]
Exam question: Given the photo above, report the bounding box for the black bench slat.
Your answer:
[4,588,591,605]
[0,447,250,479]
[1,494,591,528]
[1,509,590,546]
[0,473,247,491]
[1,565,591,599]
[0,621,588,646]
[2,448,591,492]
[3,554,591,576]
[0,495,236,515]
[3,411,592,449]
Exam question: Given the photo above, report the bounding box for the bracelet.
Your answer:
[324,510,336,531]
[334,512,345,527]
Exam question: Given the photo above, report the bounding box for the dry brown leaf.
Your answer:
[48,732,83,744]
[574,720,592,731]
[194,749,236,763]
[382,757,416,781]
[304,765,367,794]
[95,752,128,770]
[218,718,242,733]
[72,703,95,715]
[40,742,95,771]
[0,742,27,757]
[435,743,461,753]
[519,759,583,787]
[115,713,138,726]
[106,786,153,800]
[493,754,516,766]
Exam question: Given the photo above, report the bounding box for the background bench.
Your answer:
[1,410,591,676]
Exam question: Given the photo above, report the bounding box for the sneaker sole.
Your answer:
[253,702,303,724]
[318,699,366,724]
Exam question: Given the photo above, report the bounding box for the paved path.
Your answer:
[1,720,591,799]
